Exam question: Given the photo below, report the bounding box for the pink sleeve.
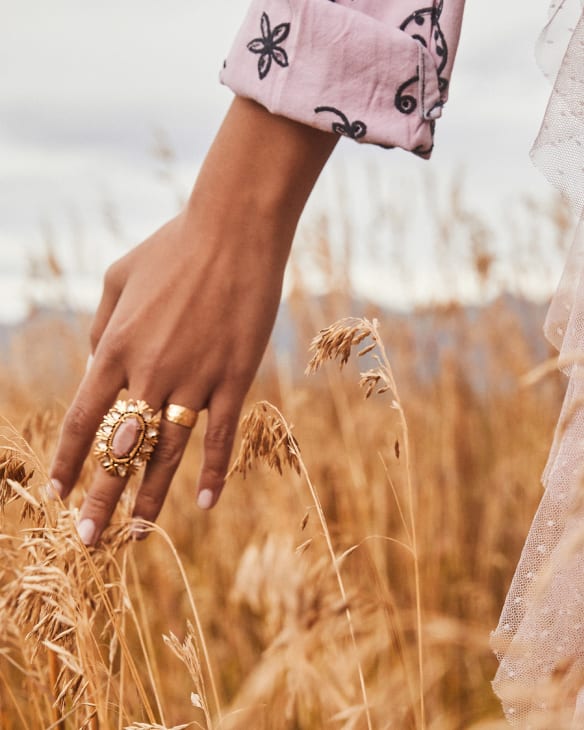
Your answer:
[220,0,466,159]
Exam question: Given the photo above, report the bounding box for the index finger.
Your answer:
[50,358,125,498]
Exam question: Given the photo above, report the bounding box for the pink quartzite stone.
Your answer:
[111,416,142,459]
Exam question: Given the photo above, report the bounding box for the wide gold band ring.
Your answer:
[94,399,160,478]
[162,403,199,429]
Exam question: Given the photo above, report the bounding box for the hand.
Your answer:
[49,97,337,545]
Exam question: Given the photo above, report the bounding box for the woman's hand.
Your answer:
[48,97,337,545]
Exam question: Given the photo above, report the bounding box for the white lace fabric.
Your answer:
[491,2,584,726]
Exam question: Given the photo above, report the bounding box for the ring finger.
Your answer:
[77,393,167,545]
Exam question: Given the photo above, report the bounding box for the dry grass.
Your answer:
[0,172,575,728]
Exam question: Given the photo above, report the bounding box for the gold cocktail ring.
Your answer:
[94,399,160,478]
[162,403,199,429]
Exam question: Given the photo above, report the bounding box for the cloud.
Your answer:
[0,0,565,322]
[1,0,250,156]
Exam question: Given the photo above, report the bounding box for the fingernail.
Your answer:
[77,518,97,546]
[86,353,94,373]
[197,489,214,510]
[44,478,64,500]
[130,519,151,541]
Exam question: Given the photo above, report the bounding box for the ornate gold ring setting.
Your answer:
[94,399,160,478]
[162,404,199,429]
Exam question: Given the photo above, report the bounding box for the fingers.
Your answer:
[89,260,125,353]
[77,474,128,546]
[61,262,124,499]
[132,387,241,525]
[55,380,241,546]
[195,389,242,510]
[131,416,193,526]
[52,258,126,498]
[49,361,126,499]
[76,392,167,546]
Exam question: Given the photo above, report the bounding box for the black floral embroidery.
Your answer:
[395,73,420,115]
[401,1,448,81]
[247,12,290,80]
[395,1,449,116]
[314,106,367,140]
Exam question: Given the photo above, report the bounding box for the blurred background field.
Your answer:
[0,0,553,321]
[2,2,574,726]
[0,162,576,728]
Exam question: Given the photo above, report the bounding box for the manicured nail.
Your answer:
[130,519,151,541]
[197,489,214,510]
[77,518,97,546]
[45,478,64,500]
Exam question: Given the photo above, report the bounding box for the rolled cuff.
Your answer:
[220,0,452,158]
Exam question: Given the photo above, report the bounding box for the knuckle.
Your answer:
[202,422,235,482]
[202,463,227,485]
[134,490,163,520]
[64,403,91,439]
[85,487,117,517]
[205,422,236,451]
[104,260,124,290]
[132,361,162,396]
[227,368,252,389]
[153,438,184,468]
[98,331,126,368]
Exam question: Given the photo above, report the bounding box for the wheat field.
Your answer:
[0,172,575,729]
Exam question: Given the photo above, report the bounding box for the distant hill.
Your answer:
[1,295,552,392]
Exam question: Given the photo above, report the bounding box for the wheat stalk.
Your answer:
[306,316,426,729]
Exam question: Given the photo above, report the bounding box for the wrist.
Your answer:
[189,97,337,235]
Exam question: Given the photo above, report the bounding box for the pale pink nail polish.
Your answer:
[130,520,151,541]
[45,478,64,500]
[197,489,214,510]
[77,518,97,546]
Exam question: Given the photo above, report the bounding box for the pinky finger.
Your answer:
[196,391,241,510]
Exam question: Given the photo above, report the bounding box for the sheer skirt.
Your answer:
[491,1,584,726]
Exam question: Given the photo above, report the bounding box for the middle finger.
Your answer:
[131,405,198,529]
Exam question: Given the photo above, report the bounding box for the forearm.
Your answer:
[188,96,338,266]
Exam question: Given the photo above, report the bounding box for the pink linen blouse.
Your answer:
[220,0,466,158]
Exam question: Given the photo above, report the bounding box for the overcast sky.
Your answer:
[0,0,560,322]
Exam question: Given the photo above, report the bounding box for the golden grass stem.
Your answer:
[371,320,426,729]
[403,420,425,730]
[0,665,32,730]
[75,536,158,725]
[148,522,221,727]
[263,401,373,730]
[379,453,412,545]
[117,553,126,730]
[48,647,65,730]
[120,547,168,726]
[128,549,167,715]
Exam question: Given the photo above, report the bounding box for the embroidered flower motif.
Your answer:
[401,0,448,81]
[314,106,367,140]
[247,12,290,80]
[395,0,450,116]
